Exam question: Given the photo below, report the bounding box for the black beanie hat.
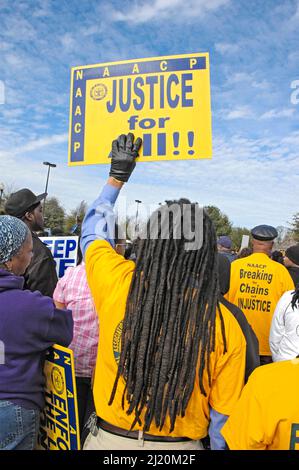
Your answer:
[286,245,299,266]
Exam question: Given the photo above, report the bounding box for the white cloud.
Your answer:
[60,33,77,53]
[252,79,269,90]
[215,42,239,54]
[4,53,24,68]
[288,50,299,65]
[81,25,100,37]
[290,0,299,23]
[229,72,252,84]
[1,130,298,227]
[1,107,23,119]
[0,41,11,52]
[110,0,230,24]
[19,134,68,154]
[127,132,299,227]
[2,15,37,41]
[223,72,269,91]
[224,106,254,120]
[0,0,298,230]
[0,133,68,159]
[282,130,299,146]
[0,157,104,213]
[32,0,52,18]
[260,108,295,119]
[0,81,5,105]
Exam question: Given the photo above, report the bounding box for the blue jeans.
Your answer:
[0,400,40,450]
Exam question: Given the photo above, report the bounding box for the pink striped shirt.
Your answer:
[53,263,99,377]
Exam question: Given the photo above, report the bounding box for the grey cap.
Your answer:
[251,225,278,241]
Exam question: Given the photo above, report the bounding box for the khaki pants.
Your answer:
[83,428,204,450]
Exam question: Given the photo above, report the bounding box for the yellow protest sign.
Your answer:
[68,52,212,165]
[37,345,80,450]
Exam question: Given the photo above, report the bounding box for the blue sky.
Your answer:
[0,0,298,228]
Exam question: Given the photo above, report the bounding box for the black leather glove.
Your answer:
[109,133,142,182]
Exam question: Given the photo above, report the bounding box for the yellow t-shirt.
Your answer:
[222,359,299,450]
[86,240,246,440]
[226,253,294,355]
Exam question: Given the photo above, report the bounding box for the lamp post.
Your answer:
[135,199,142,235]
[43,162,56,215]
[0,182,4,209]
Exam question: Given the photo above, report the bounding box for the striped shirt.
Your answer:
[53,263,99,377]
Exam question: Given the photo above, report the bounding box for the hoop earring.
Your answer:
[4,262,13,273]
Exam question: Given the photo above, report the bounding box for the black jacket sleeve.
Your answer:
[24,234,58,297]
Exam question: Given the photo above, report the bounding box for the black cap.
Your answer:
[285,245,299,266]
[5,189,47,218]
[251,224,278,241]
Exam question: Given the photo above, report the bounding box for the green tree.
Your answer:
[290,213,299,242]
[204,205,232,236]
[0,183,17,214]
[230,227,251,250]
[64,201,87,235]
[44,197,66,233]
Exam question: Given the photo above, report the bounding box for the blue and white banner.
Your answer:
[40,236,79,278]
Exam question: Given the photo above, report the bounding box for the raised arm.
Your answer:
[80,133,142,258]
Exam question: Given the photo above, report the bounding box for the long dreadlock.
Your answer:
[291,283,299,310]
[109,199,227,433]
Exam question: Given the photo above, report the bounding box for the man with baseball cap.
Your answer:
[283,244,299,286]
[226,224,294,365]
[5,189,58,297]
[217,235,236,263]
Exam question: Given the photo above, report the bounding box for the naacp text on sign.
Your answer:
[38,344,80,450]
[68,52,212,165]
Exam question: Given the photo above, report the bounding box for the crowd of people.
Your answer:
[0,132,299,451]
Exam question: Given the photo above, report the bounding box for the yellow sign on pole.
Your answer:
[68,52,212,165]
[38,344,80,450]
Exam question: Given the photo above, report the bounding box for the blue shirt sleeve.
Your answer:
[80,183,121,257]
[209,407,229,450]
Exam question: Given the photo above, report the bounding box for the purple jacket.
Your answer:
[0,269,73,410]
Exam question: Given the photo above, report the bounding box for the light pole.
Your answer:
[0,182,4,209]
[135,199,142,235]
[43,162,56,215]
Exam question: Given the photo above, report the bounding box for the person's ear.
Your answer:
[5,260,13,273]
[24,211,34,222]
